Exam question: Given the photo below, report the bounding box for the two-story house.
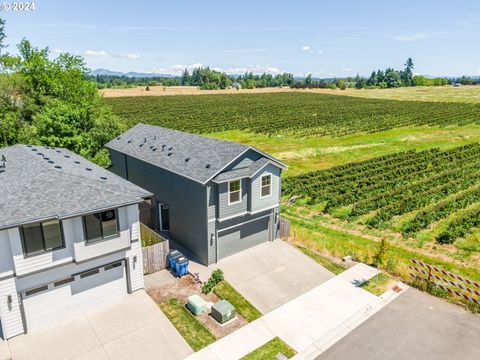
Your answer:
[106,124,287,266]
[0,145,151,340]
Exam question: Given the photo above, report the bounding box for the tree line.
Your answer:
[0,18,124,166]
[92,58,477,91]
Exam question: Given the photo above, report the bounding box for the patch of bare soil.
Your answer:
[147,274,248,338]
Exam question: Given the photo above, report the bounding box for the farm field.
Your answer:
[105,92,480,137]
[106,90,480,309]
[101,85,480,104]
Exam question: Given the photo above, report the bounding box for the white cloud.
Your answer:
[386,31,452,42]
[84,50,141,59]
[302,45,323,54]
[341,68,351,72]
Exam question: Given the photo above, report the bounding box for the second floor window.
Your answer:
[261,175,272,197]
[21,220,64,256]
[229,180,241,204]
[83,209,118,244]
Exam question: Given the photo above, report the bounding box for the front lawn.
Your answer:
[360,272,394,296]
[213,281,262,322]
[241,337,296,360]
[159,298,216,351]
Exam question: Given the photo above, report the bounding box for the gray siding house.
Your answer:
[0,145,151,339]
[106,124,287,265]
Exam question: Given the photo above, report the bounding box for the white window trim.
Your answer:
[260,174,272,198]
[228,179,242,205]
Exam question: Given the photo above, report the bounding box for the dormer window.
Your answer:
[228,180,241,205]
[261,174,272,197]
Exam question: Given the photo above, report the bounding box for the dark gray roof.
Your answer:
[0,144,151,229]
[213,158,271,183]
[106,124,286,184]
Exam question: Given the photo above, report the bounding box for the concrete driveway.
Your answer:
[318,287,480,360]
[213,240,334,313]
[5,291,192,360]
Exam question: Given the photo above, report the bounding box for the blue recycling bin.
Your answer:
[175,256,189,277]
[167,250,182,271]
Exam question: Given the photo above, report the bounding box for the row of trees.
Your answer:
[0,18,124,166]
[179,67,296,89]
[90,58,477,90]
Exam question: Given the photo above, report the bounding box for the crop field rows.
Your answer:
[283,143,480,247]
[106,93,480,137]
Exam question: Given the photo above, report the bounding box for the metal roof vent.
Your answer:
[185,157,190,162]
[153,135,157,140]
[117,136,121,140]
[162,145,166,151]
[56,150,61,153]
[48,161,54,164]
[27,145,32,148]
[86,168,92,171]
[205,164,211,169]
[31,148,37,151]
[100,176,108,180]
[55,165,61,169]
[167,152,173,156]
[127,140,132,144]
[139,143,144,148]
[43,157,50,160]
[64,155,70,158]
[168,146,173,151]
[36,152,43,156]
[144,137,147,143]
[74,161,80,164]
[152,148,157,152]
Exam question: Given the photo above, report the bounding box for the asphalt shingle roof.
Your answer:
[106,124,254,184]
[212,158,271,182]
[0,144,151,229]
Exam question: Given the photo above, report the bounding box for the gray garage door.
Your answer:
[218,216,270,260]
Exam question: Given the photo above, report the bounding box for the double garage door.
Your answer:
[21,260,127,330]
[218,215,271,260]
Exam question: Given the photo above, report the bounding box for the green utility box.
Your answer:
[186,295,208,316]
[211,300,235,324]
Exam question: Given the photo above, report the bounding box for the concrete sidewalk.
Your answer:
[186,264,406,360]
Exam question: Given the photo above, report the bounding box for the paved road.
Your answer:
[318,287,480,360]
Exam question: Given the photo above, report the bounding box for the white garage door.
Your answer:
[21,260,127,330]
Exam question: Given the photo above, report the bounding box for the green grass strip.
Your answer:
[241,337,296,360]
[213,281,262,322]
[296,245,346,275]
[159,298,216,351]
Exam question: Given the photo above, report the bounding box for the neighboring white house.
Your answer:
[0,144,152,340]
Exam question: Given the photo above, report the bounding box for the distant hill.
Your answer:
[90,68,175,78]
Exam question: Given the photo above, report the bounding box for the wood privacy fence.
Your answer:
[140,223,170,275]
[279,218,291,239]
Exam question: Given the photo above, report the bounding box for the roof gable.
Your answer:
[0,144,151,229]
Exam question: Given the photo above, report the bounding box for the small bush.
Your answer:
[202,269,224,294]
[437,231,455,244]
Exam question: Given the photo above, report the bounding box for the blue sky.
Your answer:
[2,0,480,76]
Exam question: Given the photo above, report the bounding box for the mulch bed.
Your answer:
[147,274,248,338]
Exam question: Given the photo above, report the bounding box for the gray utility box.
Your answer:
[186,295,208,316]
[211,300,235,324]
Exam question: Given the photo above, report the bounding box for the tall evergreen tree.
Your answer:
[402,57,414,86]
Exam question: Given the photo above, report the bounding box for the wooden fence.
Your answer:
[140,223,170,274]
[279,218,291,239]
